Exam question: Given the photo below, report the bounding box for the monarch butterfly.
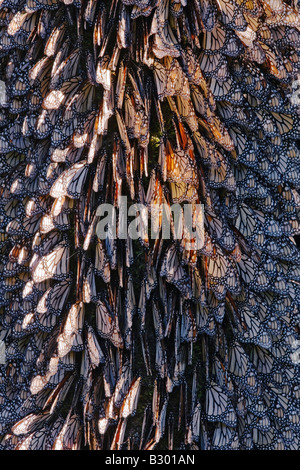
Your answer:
[49,38,72,80]
[160,244,192,298]
[26,0,60,11]
[29,56,53,87]
[11,413,39,436]
[228,340,257,389]
[86,325,105,368]
[202,21,227,52]
[234,203,265,238]
[33,230,62,256]
[8,11,38,37]
[44,23,67,58]
[50,160,89,199]
[9,121,29,151]
[31,241,69,283]
[94,239,111,283]
[112,362,132,408]
[81,264,96,304]
[110,416,128,450]
[206,209,235,250]
[152,18,180,59]
[18,425,50,450]
[41,279,71,316]
[154,396,168,443]
[53,412,82,450]
[212,422,238,449]
[120,376,141,418]
[71,81,96,114]
[237,305,272,348]
[153,57,190,100]
[33,109,54,140]
[117,4,131,49]
[160,138,199,186]
[252,426,276,450]
[237,254,269,291]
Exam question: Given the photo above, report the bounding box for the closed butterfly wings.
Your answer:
[96,299,123,349]
[57,302,84,358]
[30,240,69,283]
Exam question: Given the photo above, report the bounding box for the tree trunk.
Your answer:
[0,0,300,450]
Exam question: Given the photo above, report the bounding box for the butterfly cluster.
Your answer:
[0,0,299,451]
